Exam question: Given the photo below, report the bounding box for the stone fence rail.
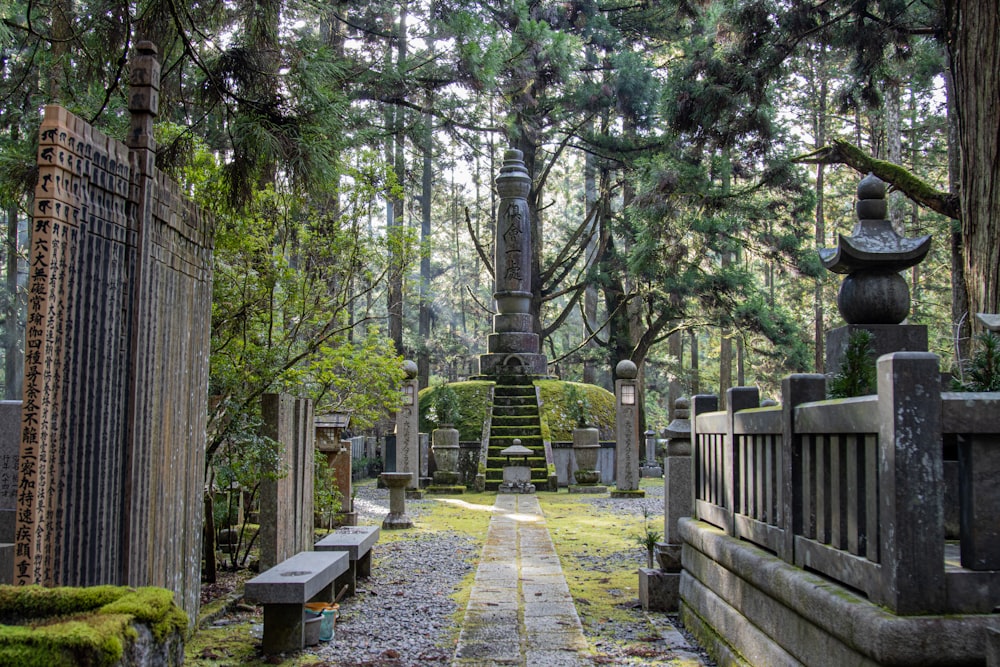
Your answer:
[690,351,1000,616]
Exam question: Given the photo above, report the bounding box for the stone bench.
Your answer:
[244,550,349,653]
[314,525,380,597]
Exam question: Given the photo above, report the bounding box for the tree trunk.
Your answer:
[386,2,407,355]
[943,59,971,362]
[948,0,1000,324]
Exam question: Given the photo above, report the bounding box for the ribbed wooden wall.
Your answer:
[14,42,213,621]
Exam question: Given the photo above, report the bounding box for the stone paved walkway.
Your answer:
[452,494,591,667]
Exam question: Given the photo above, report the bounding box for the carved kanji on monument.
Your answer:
[14,42,213,621]
[478,150,549,378]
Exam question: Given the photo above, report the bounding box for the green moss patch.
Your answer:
[418,381,495,440]
[535,380,616,441]
[0,585,187,667]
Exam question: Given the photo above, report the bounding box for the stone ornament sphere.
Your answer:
[838,270,910,324]
[402,359,418,378]
[616,359,638,379]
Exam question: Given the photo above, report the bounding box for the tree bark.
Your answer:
[946,0,1000,325]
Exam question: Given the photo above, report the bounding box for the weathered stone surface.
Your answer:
[680,517,1000,666]
[639,567,680,612]
[244,550,349,605]
[315,525,379,596]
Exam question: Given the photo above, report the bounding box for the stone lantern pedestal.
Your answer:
[569,426,606,494]
[380,472,414,530]
[427,425,465,494]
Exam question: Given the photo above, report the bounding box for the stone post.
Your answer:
[875,352,945,614]
[723,387,760,536]
[640,398,692,612]
[0,401,19,584]
[613,360,644,496]
[396,360,420,491]
[779,374,827,564]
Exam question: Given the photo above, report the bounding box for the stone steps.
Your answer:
[484,382,548,491]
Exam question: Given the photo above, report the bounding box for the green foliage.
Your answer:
[828,330,877,398]
[314,451,343,531]
[563,384,591,427]
[953,332,1000,392]
[430,384,462,426]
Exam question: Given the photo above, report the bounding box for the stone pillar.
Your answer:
[875,352,945,614]
[478,149,548,378]
[396,360,420,491]
[259,393,315,571]
[613,360,644,496]
[641,398,692,612]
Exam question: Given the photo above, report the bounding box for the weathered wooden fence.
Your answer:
[692,352,1000,615]
[14,42,212,620]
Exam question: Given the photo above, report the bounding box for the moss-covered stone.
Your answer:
[535,380,615,441]
[419,381,495,441]
[0,585,187,667]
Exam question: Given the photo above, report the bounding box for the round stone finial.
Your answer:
[857,172,885,200]
[401,359,418,378]
[616,359,638,379]
[856,173,888,220]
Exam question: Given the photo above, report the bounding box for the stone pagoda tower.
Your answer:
[478,149,549,379]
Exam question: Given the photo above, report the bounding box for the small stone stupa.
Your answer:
[819,173,932,370]
[478,149,549,380]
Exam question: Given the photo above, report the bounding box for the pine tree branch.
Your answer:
[794,139,960,220]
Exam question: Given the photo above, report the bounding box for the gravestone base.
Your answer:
[639,567,679,611]
[610,488,646,498]
[641,465,663,478]
[568,485,607,494]
[825,324,927,373]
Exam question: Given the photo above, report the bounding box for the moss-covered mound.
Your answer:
[419,380,495,441]
[535,380,615,441]
[0,585,187,667]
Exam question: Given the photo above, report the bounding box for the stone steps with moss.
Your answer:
[484,382,548,491]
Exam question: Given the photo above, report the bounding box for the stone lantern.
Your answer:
[498,439,536,494]
[820,173,931,370]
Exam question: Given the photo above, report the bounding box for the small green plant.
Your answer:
[564,384,590,427]
[634,508,663,569]
[828,329,877,398]
[432,384,461,425]
[953,331,1000,391]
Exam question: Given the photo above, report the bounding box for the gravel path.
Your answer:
[297,481,713,667]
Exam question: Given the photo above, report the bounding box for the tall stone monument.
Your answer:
[613,360,644,496]
[396,360,420,490]
[478,149,548,379]
[13,43,212,620]
[820,173,931,370]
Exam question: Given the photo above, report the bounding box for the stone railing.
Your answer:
[691,352,1000,615]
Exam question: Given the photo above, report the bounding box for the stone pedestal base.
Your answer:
[639,567,680,611]
[641,465,663,478]
[478,352,549,377]
[568,485,607,494]
[610,488,646,498]
[405,489,425,500]
[426,485,466,494]
[825,324,927,373]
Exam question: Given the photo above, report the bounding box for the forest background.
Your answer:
[0,0,996,472]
